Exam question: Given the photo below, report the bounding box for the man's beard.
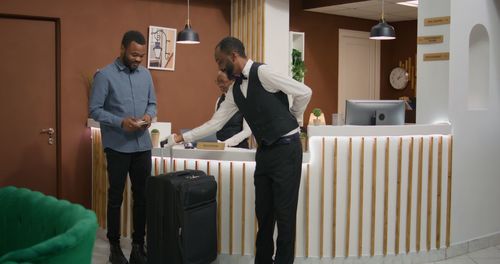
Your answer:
[225,61,235,80]
[124,57,139,71]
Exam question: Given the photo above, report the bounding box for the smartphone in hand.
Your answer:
[136,120,151,128]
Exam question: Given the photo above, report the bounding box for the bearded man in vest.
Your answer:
[172,37,312,264]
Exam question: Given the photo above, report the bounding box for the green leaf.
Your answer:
[312,108,322,117]
[291,48,306,82]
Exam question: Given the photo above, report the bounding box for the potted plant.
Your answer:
[150,129,160,148]
[291,49,306,82]
[312,108,322,126]
[84,70,99,118]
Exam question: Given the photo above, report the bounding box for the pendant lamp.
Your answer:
[177,0,200,44]
[370,0,396,40]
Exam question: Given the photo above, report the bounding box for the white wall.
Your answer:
[447,0,500,244]
[264,0,289,75]
[418,0,500,245]
[262,0,500,249]
[416,0,450,124]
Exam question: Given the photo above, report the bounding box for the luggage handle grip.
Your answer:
[174,170,203,178]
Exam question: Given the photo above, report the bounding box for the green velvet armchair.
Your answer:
[0,186,97,264]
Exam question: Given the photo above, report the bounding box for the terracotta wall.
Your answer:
[0,0,416,206]
[380,20,417,100]
[380,20,417,123]
[290,0,417,124]
[0,0,230,207]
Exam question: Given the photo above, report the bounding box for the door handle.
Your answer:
[40,128,55,145]
[40,128,55,136]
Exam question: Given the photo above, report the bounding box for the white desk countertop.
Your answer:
[307,123,452,137]
[152,145,311,163]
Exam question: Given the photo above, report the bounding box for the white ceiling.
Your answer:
[305,0,418,22]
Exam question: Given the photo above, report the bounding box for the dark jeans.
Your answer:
[105,148,151,245]
[254,137,302,264]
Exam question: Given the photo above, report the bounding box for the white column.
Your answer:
[264,0,289,75]
[416,0,451,124]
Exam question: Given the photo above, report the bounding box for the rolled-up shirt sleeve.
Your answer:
[258,65,312,126]
[223,118,252,147]
[89,72,123,128]
[183,87,239,143]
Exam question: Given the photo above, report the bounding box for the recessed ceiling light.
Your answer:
[397,0,418,7]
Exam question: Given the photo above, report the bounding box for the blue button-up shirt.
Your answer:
[89,59,157,153]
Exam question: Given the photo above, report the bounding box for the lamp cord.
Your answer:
[381,0,385,20]
[187,0,190,25]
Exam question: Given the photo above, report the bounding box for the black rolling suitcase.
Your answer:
[146,170,217,264]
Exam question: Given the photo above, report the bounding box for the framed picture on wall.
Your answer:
[147,26,176,71]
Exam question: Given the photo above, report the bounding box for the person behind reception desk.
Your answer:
[89,30,154,264]
[171,37,312,264]
[215,71,251,148]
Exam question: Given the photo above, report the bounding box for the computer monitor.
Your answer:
[345,100,405,125]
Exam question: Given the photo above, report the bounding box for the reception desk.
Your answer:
[90,122,453,261]
[304,124,452,260]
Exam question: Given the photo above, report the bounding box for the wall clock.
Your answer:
[389,67,409,90]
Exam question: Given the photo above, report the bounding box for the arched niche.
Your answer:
[468,24,490,110]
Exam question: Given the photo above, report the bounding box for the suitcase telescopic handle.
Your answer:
[175,171,192,177]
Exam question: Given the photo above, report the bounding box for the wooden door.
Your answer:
[0,15,59,197]
[338,29,380,121]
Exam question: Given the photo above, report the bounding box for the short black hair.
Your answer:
[216,37,246,58]
[121,30,146,48]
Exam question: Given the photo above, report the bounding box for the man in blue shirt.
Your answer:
[89,30,156,264]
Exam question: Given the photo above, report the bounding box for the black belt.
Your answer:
[262,132,300,146]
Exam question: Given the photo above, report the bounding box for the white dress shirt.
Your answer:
[183,59,312,144]
[214,94,252,147]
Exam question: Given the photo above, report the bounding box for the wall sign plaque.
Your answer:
[423,52,450,61]
[418,35,444,44]
[424,16,451,26]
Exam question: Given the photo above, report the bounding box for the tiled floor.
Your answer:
[92,228,500,264]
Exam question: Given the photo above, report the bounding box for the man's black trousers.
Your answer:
[254,136,302,264]
[105,148,151,245]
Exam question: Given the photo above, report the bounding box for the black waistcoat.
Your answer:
[232,63,298,145]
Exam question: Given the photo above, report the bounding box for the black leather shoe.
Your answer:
[129,243,147,264]
[109,243,128,264]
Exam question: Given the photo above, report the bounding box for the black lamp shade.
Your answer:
[177,24,200,44]
[370,19,396,40]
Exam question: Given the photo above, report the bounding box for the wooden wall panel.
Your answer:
[231,0,264,62]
